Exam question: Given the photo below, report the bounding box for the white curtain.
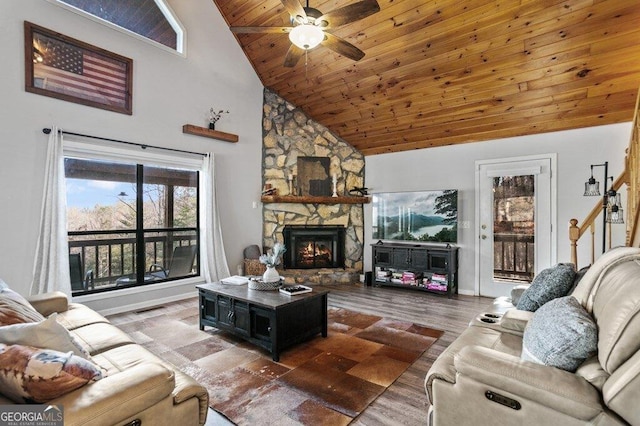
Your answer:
[200,153,230,281]
[31,126,72,296]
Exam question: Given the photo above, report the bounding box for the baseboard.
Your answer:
[97,291,198,316]
[73,277,202,316]
[458,289,475,296]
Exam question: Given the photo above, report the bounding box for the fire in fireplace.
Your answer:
[283,225,345,269]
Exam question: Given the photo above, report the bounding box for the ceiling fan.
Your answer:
[230,0,380,67]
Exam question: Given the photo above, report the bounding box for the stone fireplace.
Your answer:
[261,88,365,284]
[283,225,345,269]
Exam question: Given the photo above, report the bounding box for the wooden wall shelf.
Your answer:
[182,124,238,143]
[261,195,370,204]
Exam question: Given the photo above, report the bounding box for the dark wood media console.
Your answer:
[371,242,459,298]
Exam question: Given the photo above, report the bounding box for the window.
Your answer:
[64,142,201,295]
[52,0,185,53]
[492,175,535,282]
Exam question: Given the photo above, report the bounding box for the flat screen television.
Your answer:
[372,189,458,243]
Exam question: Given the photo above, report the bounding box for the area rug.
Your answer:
[178,307,443,425]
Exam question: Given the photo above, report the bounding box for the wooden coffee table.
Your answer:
[196,283,328,361]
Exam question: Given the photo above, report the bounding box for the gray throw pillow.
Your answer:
[567,265,590,295]
[243,245,262,259]
[516,263,576,311]
[521,296,597,372]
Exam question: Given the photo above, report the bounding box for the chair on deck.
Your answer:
[69,253,94,292]
[149,245,198,279]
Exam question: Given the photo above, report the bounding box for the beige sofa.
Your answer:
[425,247,640,426]
[0,291,209,426]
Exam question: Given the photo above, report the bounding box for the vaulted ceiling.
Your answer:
[213,0,640,155]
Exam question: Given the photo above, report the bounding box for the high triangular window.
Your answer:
[54,0,184,53]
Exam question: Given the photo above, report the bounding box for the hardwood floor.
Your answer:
[322,283,492,425]
[109,282,492,425]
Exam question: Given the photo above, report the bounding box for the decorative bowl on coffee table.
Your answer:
[248,277,283,291]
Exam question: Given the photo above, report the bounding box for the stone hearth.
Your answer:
[261,88,365,282]
[281,268,360,285]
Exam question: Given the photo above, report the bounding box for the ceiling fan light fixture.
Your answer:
[289,24,324,50]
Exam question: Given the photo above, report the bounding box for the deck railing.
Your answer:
[493,233,535,282]
[68,228,197,290]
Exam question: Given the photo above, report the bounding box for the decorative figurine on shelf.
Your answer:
[332,174,338,197]
[262,183,277,196]
[349,186,369,196]
[208,108,229,130]
[259,243,286,283]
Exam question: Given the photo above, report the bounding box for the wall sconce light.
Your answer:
[583,161,623,253]
[583,165,600,196]
[607,193,624,224]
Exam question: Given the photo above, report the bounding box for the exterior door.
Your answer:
[476,155,556,297]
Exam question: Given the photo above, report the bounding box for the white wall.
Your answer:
[364,123,632,296]
[0,0,264,313]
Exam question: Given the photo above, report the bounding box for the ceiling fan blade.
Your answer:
[230,26,292,34]
[284,44,305,67]
[316,0,380,28]
[322,32,365,61]
[281,0,307,22]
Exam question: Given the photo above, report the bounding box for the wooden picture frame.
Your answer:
[24,21,133,115]
[297,156,331,196]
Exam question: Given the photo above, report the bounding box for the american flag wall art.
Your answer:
[25,21,132,115]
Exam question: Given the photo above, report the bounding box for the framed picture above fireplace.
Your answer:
[372,189,458,243]
[297,156,331,196]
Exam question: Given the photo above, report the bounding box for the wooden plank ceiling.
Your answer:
[213,0,640,155]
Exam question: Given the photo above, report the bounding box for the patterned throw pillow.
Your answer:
[521,296,597,372]
[0,314,90,359]
[516,263,576,312]
[0,282,45,325]
[0,343,103,403]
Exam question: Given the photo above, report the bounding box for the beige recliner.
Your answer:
[425,246,640,426]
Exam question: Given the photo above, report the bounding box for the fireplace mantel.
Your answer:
[261,195,370,204]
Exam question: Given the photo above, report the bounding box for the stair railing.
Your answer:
[569,88,640,267]
[626,114,640,247]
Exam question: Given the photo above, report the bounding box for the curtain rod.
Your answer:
[42,128,207,157]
